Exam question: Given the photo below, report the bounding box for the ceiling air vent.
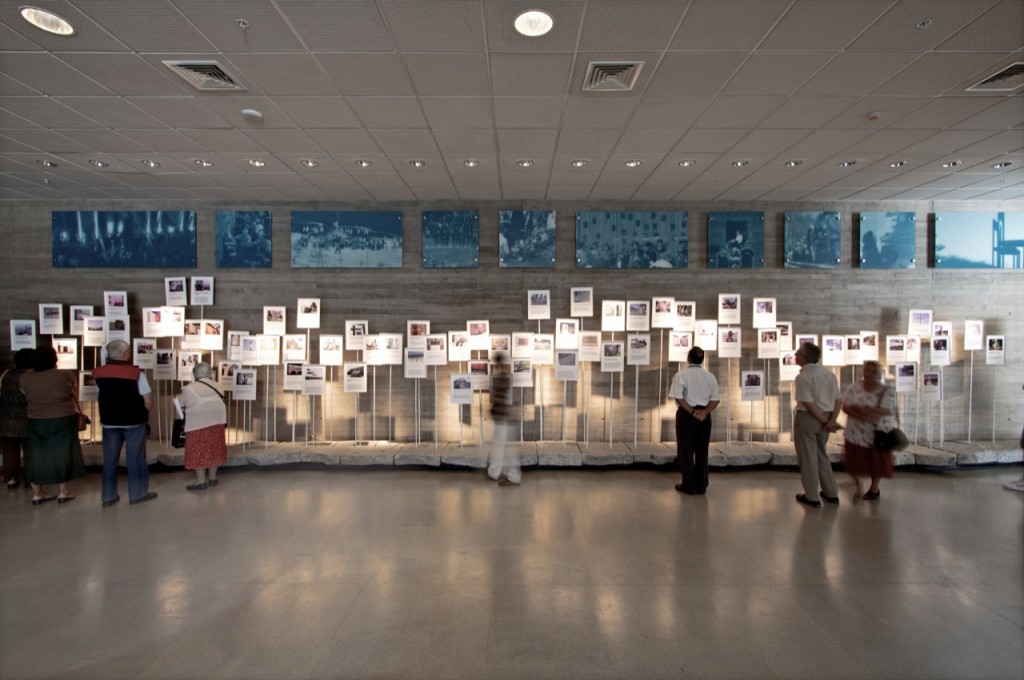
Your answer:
[583,61,643,92]
[965,61,1024,92]
[162,61,246,92]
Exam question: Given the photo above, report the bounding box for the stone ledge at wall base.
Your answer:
[80,439,1022,470]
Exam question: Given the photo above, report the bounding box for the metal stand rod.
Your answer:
[633,364,639,448]
[967,351,974,443]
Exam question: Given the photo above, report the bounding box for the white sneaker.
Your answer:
[1003,479,1024,492]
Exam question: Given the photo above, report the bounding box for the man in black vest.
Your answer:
[92,340,157,507]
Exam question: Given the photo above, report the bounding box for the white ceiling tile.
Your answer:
[760,1,894,51]
[306,129,381,154]
[496,129,559,154]
[378,0,485,51]
[629,98,712,129]
[1,97,100,128]
[276,0,394,51]
[692,97,785,128]
[370,129,441,154]
[52,97,165,129]
[115,129,210,153]
[760,97,859,128]
[0,73,40,96]
[938,0,1024,51]
[483,0,585,52]
[226,54,337,96]
[614,129,685,154]
[953,97,1024,130]
[822,96,931,128]
[494,97,564,128]
[490,53,574,96]
[847,0,999,52]
[674,129,748,153]
[563,97,638,129]
[420,97,494,129]
[58,129,149,153]
[172,0,306,52]
[0,130,91,153]
[730,129,815,154]
[555,129,619,154]
[3,4,130,52]
[72,54,192,96]
[77,0,216,51]
[130,98,233,129]
[873,53,1011,96]
[347,97,428,128]
[787,129,876,154]
[275,97,362,128]
[723,53,834,96]
[315,53,415,96]
[177,129,263,153]
[242,128,321,153]
[196,97,296,129]
[578,1,686,51]
[404,53,490,96]
[798,53,921,96]
[670,0,790,50]
[647,53,748,96]
[433,129,497,153]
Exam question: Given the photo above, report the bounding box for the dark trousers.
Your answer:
[676,407,712,494]
[1,436,27,483]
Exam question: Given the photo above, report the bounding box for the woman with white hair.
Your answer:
[177,362,226,491]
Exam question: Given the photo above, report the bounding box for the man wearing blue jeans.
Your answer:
[92,340,157,507]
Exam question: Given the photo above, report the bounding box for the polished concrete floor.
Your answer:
[1,464,1021,680]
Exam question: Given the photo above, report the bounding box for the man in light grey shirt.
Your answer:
[793,342,842,507]
[668,347,720,495]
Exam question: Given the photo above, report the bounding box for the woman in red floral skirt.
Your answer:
[177,363,226,491]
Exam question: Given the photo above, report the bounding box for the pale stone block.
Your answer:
[632,443,675,465]
[441,444,488,468]
[909,444,956,467]
[394,443,441,466]
[537,442,583,466]
[581,442,634,466]
[719,443,772,466]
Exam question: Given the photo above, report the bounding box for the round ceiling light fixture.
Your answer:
[409,159,426,168]
[514,10,553,37]
[141,159,160,168]
[355,159,372,168]
[624,159,642,168]
[916,18,932,28]
[571,159,588,168]
[88,159,108,168]
[248,159,266,167]
[837,160,856,167]
[194,159,213,167]
[783,160,802,168]
[889,160,908,168]
[37,159,58,167]
[517,159,534,167]
[20,6,75,35]
[463,159,480,167]
[300,159,319,168]
[731,159,749,167]
[678,160,696,167]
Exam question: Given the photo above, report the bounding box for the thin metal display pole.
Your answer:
[967,351,974,443]
[371,366,376,441]
[608,372,615,447]
[561,380,567,446]
[388,365,393,442]
[765,360,771,443]
[264,365,270,447]
[938,366,945,446]
[656,327,664,443]
[291,392,297,443]
[633,364,639,448]
[991,377,996,443]
[726,358,733,446]
[433,366,438,449]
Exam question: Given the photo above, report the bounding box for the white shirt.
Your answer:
[795,362,840,413]
[668,365,720,407]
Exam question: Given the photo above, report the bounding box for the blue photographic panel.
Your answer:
[707,211,764,269]
[216,211,272,268]
[422,211,479,268]
[935,211,1024,269]
[291,211,403,268]
[499,210,555,268]
[576,211,687,269]
[784,211,840,269]
[859,211,915,269]
[52,211,196,268]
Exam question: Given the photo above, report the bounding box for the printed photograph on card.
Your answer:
[38,304,63,335]
[777,322,793,352]
[752,298,776,329]
[695,320,718,352]
[216,210,272,268]
[69,306,93,336]
[921,371,942,400]
[887,336,907,363]
[218,361,240,391]
[779,351,800,382]
[601,300,626,332]
[106,317,129,344]
[555,351,578,381]
[708,211,764,269]
[165,277,187,306]
[986,336,1004,364]
[407,320,430,350]
[822,335,845,366]
[556,319,579,350]
[499,210,555,268]
[283,362,305,391]
[291,211,402,268]
[448,331,471,362]
[382,333,404,365]
[422,210,479,268]
[908,309,932,338]
[859,211,915,269]
[741,371,765,401]
[652,297,675,329]
[895,362,916,393]
[964,320,984,351]
[201,320,224,352]
[905,336,921,363]
[512,332,534,359]
[79,372,97,402]
[346,320,368,352]
[264,306,286,336]
[796,334,818,352]
[257,335,280,366]
[527,290,550,320]
[54,338,78,370]
[234,369,257,400]
[570,287,594,318]
[513,359,533,388]
[578,331,601,362]
[132,338,156,370]
[627,301,650,332]
[320,335,344,366]
[178,351,201,382]
[104,291,128,318]
[575,211,687,269]
[935,211,1024,269]
[845,335,861,365]
[601,341,624,373]
[467,320,490,351]
[296,298,321,329]
[190,277,214,306]
[627,334,651,366]
[674,301,695,332]
[469,360,490,391]
[532,334,554,365]
[930,336,950,367]
[424,334,447,366]
[241,336,259,365]
[83,317,105,347]
[181,320,202,351]
[718,294,740,325]
[142,308,163,338]
[450,373,473,404]
[758,329,780,360]
[52,211,196,268]
[784,211,840,268]
[344,363,367,393]
[668,331,692,363]
[860,331,879,361]
[164,307,185,337]
[283,334,307,362]
[489,334,511,359]
[154,350,176,381]
[227,330,248,362]
[719,327,741,359]
[404,350,427,379]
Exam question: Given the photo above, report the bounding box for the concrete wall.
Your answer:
[3,198,1022,444]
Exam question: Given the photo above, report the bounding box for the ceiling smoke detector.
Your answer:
[583,62,644,92]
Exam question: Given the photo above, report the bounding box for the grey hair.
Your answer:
[106,339,131,360]
[192,362,213,380]
[797,342,821,364]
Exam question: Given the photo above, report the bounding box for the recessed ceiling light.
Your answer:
[570,159,588,168]
[514,10,553,37]
[194,159,213,167]
[889,160,908,168]
[463,159,480,167]
[992,161,1014,169]
[20,6,75,35]
[355,160,372,168]
[141,160,160,168]
[248,159,266,167]
[300,159,319,168]
[783,160,802,168]
[837,160,856,167]
[409,159,426,168]
[678,160,696,167]
[88,159,108,168]
[517,159,534,167]
[941,160,962,168]
[624,159,642,168]
[731,159,749,167]
[37,159,57,167]
[916,18,932,28]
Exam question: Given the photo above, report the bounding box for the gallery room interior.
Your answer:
[1,1,1022,679]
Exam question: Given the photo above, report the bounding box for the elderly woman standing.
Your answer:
[177,363,226,491]
[1,349,36,489]
[841,360,897,501]
[19,346,84,505]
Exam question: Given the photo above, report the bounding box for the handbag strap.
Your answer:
[875,385,899,424]
[195,379,226,402]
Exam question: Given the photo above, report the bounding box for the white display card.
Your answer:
[241,336,259,365]
[527,290,550,321]
[571,287,594,318]
[106,317,129,345]
[578,331,601,362]
[201,319,224,351]
[283,362,305,391]
[257,335,280,366]
[54,337,78,370]
[319,335,344,366]
[752,298,776,329]
[39,304,63,335]
[190,277,214,306]
[165,277,187,306]
[83,317,106,347]
[448,330,471,362]
[921,370,942,400]
[405,350,427,379]
[283,334,307,362]
[905,336,921,363]
[296,298,321,329]
[860,330,880,362]
[718,294,740,325]
[69,305,93,336]
[845,335,862,366]
[363,335,384,366]
[601,300,626,333]
[154,350,176,381]
[652,297,675,329]
[490,334,511,358]
[469,360,489,391]
[346,320,368,353]
[795,335,818,352]
[668,331,692,363]
[467,320,490,350]
[930,336,951,367]
[513,359,533,388]
[164,306,185,337]
[228,330,249,362]
[178,351,201,381]
[777,322,793,352]
[963,320,984,351]
[263,306,286,336]
[601,341,624,373]
[627,334,651,366]
[450,373,473,404]
[674,301,695,332]
[133,338,156,370]
[986,336,1004,365]
[381,333,403,365]
[758,328,780,360]
[886,336,907,363]
[779,351,800,382]
[142,308,163,338]
[104,291,128,318]
[719,327,742,359]
[302,365,327,395]
[424,334,447,366]
[741,371,765,401]
[532,334,554,366]
[234,369,257,400]
[181,320,202,350]
[626,300,650,332]
[407,320,430,350]
[218,361,240,391]
[79,372,98,402]
[555,351,578,381]
[555,319,579,350]
[344,363,367,393]
[908,309,932,338]
[895,362,916,393]
[9,320,36,351]
[822,335,845,366]
[694,320,718,352]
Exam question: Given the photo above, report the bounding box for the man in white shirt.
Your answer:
[794,342,842,507]
[668,347,720,495]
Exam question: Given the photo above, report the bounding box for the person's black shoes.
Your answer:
[795,493,821,508]
[129,492,158,505]
[102,496,120,508]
